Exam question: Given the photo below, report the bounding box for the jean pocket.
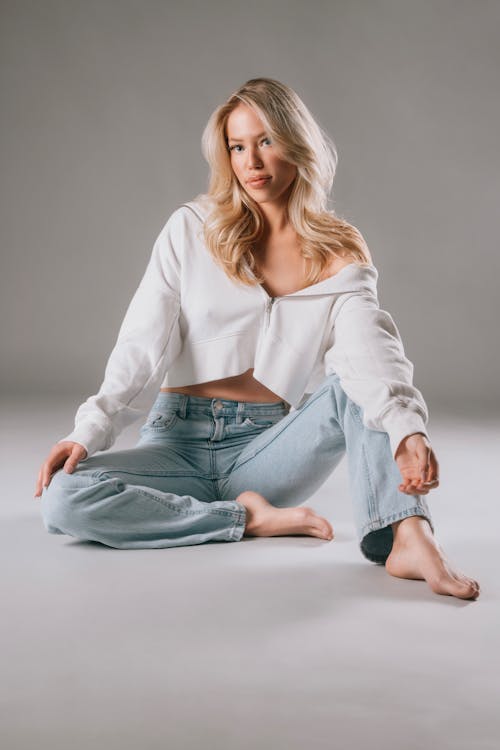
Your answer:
[141,409,179,433]
[242,415,283,430]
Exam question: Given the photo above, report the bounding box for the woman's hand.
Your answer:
[34,441,88,498]
[394,433,439,495]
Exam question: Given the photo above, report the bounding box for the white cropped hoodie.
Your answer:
[59,197,430,460]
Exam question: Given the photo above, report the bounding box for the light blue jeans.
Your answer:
[40,372,433,563]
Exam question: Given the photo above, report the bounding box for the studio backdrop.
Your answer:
[1,0,498,419]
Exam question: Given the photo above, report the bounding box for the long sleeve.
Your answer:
[57,209,185,459]
[324,293,430,458]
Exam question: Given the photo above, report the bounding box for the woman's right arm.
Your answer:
[34,207,187,496]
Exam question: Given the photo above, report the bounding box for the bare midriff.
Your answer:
[160,368,283,403]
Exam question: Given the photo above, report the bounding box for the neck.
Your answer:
[257,193,293,236]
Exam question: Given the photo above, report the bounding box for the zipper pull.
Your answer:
[265,297,275,326]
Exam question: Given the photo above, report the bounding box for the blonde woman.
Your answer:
[35,78,479,600]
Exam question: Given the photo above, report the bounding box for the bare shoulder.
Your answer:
[319,255,356,281]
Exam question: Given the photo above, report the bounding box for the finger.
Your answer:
[400,479,418,493]
[43,454,61,489]
[423,482,439,493]
[406,478,428,494]
[413,484,426,494]
[42,462,53,492]
[35,467,44,498]
[64,447,82,473]
[399,482,417,495]
[420,448,439,483]
[400,484,428,495]
[429,452,440,483]
[404,476,429,494]
[416,444,431,482]
[43,464,53,490]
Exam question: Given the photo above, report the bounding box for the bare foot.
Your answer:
[236,490,334,541]
[385,516,480,600]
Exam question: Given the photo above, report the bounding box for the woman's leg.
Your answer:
[40,404,245,549]
[221,373,479,599]
[386,517,480,599]
[221,372,432,562]
[40,392,332,550]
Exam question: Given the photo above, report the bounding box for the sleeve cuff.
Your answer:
[57,424,109,461]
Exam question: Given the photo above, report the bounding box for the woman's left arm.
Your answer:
[324,292,439,494]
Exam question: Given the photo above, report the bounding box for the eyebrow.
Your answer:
[227,131,268,143]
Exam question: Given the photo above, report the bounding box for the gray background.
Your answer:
[1,0,499,415]
[2,4,499,749]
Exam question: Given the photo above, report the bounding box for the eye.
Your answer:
[229,137,272,152]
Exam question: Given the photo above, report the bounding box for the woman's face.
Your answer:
[226,104,297,205]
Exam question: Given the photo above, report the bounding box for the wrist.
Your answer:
[395,431,429,458]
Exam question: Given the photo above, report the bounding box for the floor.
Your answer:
[1,397,499,750]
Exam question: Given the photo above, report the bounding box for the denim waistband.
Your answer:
[152,391,290,418]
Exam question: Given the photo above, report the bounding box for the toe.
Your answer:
[460,579,479,599]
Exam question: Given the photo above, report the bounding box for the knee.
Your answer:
[314,372,351,420]
[321,372,340,389]
[40,468,100,535]
[319,372,345,402]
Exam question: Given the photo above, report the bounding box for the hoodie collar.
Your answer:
[183,199,378,299]
[264,263,378,299]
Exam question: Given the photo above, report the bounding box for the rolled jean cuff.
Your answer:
[228,505,247,541]
[359,506,434,564]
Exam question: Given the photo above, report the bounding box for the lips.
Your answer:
[247,176,271,185]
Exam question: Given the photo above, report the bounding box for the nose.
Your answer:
[246,144,263,168]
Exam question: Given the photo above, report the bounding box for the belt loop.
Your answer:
[178,395,187,419]
[236,401,245,425]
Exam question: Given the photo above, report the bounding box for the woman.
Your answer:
[34,78,479,600]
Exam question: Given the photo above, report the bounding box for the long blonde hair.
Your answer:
[195,77,372,287]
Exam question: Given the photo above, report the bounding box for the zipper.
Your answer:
[265,296,276,328]
[260,282,340,331]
